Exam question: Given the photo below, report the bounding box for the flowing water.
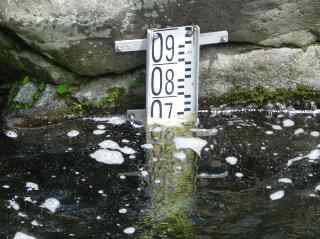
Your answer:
[1,110,320,239]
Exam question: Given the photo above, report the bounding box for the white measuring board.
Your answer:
[146,25,200,126]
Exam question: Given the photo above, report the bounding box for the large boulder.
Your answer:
[199,44,320,97]
[0,0,319,76]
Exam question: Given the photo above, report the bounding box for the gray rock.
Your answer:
[0,29,78,85]
[13,82,38,105]
[199,44,320,97]
[4,84,70,127]
[0,0,319,75]
[74,70,145,106]
[35,85,67,109]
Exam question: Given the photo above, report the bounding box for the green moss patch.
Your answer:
[206,85,320,108]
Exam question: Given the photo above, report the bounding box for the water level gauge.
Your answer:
[146,25,200,126]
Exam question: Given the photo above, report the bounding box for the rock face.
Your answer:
[0,0,319,76]
[0,0,320,124]
[200,44,320,97]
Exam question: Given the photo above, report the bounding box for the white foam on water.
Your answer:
[98,140,135,155]
[18,212,28,218]
[99,140,120,150]
[174,152,187,161]
[287,156,304,167]
[90,149,124,165]
[270,190,285,201]
[93,130,106,135]
[225,156,238,165]
[119,208,127,214]
[31,220,43,227]
[315,185,320,192]
[265,131,274,135]
[278,178,293,184]
[310,131,320,138]
[123,227,136,235]
[85,116,126,125]
[2,185,10,189]
[235,172,244,178]
[24,197,37,204]
[283,119,295,127]
[272,125,282,130]
[5,130,18,138]
[40,198,61,213]
[307,149,320,160]
[13,232,37,239]
[141,144,153,150]
[25,182,39,191]
[106,117,126,125]
[67,130,79,138]
[121,139,130,143]
[121,146,136,155]
[8,200,20,211]
[97,124,106,130]
[294,128,305,135]
[174,137,207,157]
[198,171,229,179]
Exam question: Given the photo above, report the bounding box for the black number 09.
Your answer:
[152,34,175,62]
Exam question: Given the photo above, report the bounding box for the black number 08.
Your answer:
[151,68,174,96]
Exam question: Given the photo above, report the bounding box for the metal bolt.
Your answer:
[116,45,122,52]
[221,36,227,42]
[153,33,160,39]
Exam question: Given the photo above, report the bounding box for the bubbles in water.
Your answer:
[225,156,238,165]
[40,198,61,213]
[13,232,37,239]
[67,130,80,138]
[174,137,207,157]
[272,125,282,131]
[310,131,320,138]
[5,130,18,138]
[25,182,39,191]
[123,227,136,235]
[270,190,285,201]
[93,130,106,135]
[307,149,320,160]
[97,124,106,130]
[8,199,20,211]
[119,208,127,214]
[294,128,305,135]
[90,149,125,165]
[278,178,293,184]
[282,119,295,127]
[141,144,153,150]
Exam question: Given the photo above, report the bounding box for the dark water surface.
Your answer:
[1,111,320,239]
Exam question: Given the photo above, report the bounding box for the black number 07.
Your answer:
[151,101,173,119]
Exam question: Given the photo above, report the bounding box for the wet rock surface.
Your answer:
[0,1,320,123]
[0,0,319,75]
[1,111,320,238]
[199,44,320,97]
